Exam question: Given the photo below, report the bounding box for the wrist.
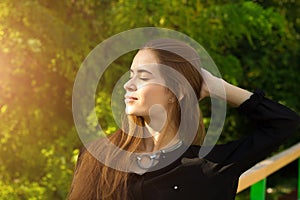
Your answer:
[223,82,252,107]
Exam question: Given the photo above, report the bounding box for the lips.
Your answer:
[124,95,138,103]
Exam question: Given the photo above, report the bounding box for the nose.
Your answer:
[123,78,137,92]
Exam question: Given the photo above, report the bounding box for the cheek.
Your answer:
[140,87,169,107]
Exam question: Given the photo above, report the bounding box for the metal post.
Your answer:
[250,178,266,200]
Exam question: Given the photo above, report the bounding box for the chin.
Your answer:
[125,107,137,115]
[125,107,146,117]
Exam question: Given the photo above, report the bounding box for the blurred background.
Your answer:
[0,0,299,199]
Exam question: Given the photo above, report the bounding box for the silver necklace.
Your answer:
[136,140,183,170]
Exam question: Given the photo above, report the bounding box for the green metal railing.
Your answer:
[250,178,266,200]
[237,143,300,200]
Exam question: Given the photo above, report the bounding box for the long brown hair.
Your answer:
[67,38,205,200]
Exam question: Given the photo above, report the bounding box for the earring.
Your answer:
[168,98,174,103]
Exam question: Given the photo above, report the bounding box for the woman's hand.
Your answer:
[199,68,253,107]
[199,68,223,100]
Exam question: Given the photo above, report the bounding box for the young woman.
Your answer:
[68,38,299,200]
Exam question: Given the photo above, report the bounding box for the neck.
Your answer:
[143,118,180,152]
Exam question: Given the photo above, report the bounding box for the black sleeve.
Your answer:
[205,89,300,174]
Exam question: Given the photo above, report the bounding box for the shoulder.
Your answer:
[77,129,123,164]
[76,136,109,165]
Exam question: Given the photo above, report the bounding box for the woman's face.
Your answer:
[123,50,173,117]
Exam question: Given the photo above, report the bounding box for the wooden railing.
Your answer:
[237,142,300,200]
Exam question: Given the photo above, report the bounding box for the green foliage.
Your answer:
[0,180,45,200]
[0,0,299,199]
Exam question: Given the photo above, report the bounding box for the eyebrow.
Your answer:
[130,69,153,75]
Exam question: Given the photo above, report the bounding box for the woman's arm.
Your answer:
[200,68,252,107]
[199,68,300,173]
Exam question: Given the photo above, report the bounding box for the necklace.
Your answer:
[136,140,183,170]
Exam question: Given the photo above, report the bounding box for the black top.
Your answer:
[126,90,300,200]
